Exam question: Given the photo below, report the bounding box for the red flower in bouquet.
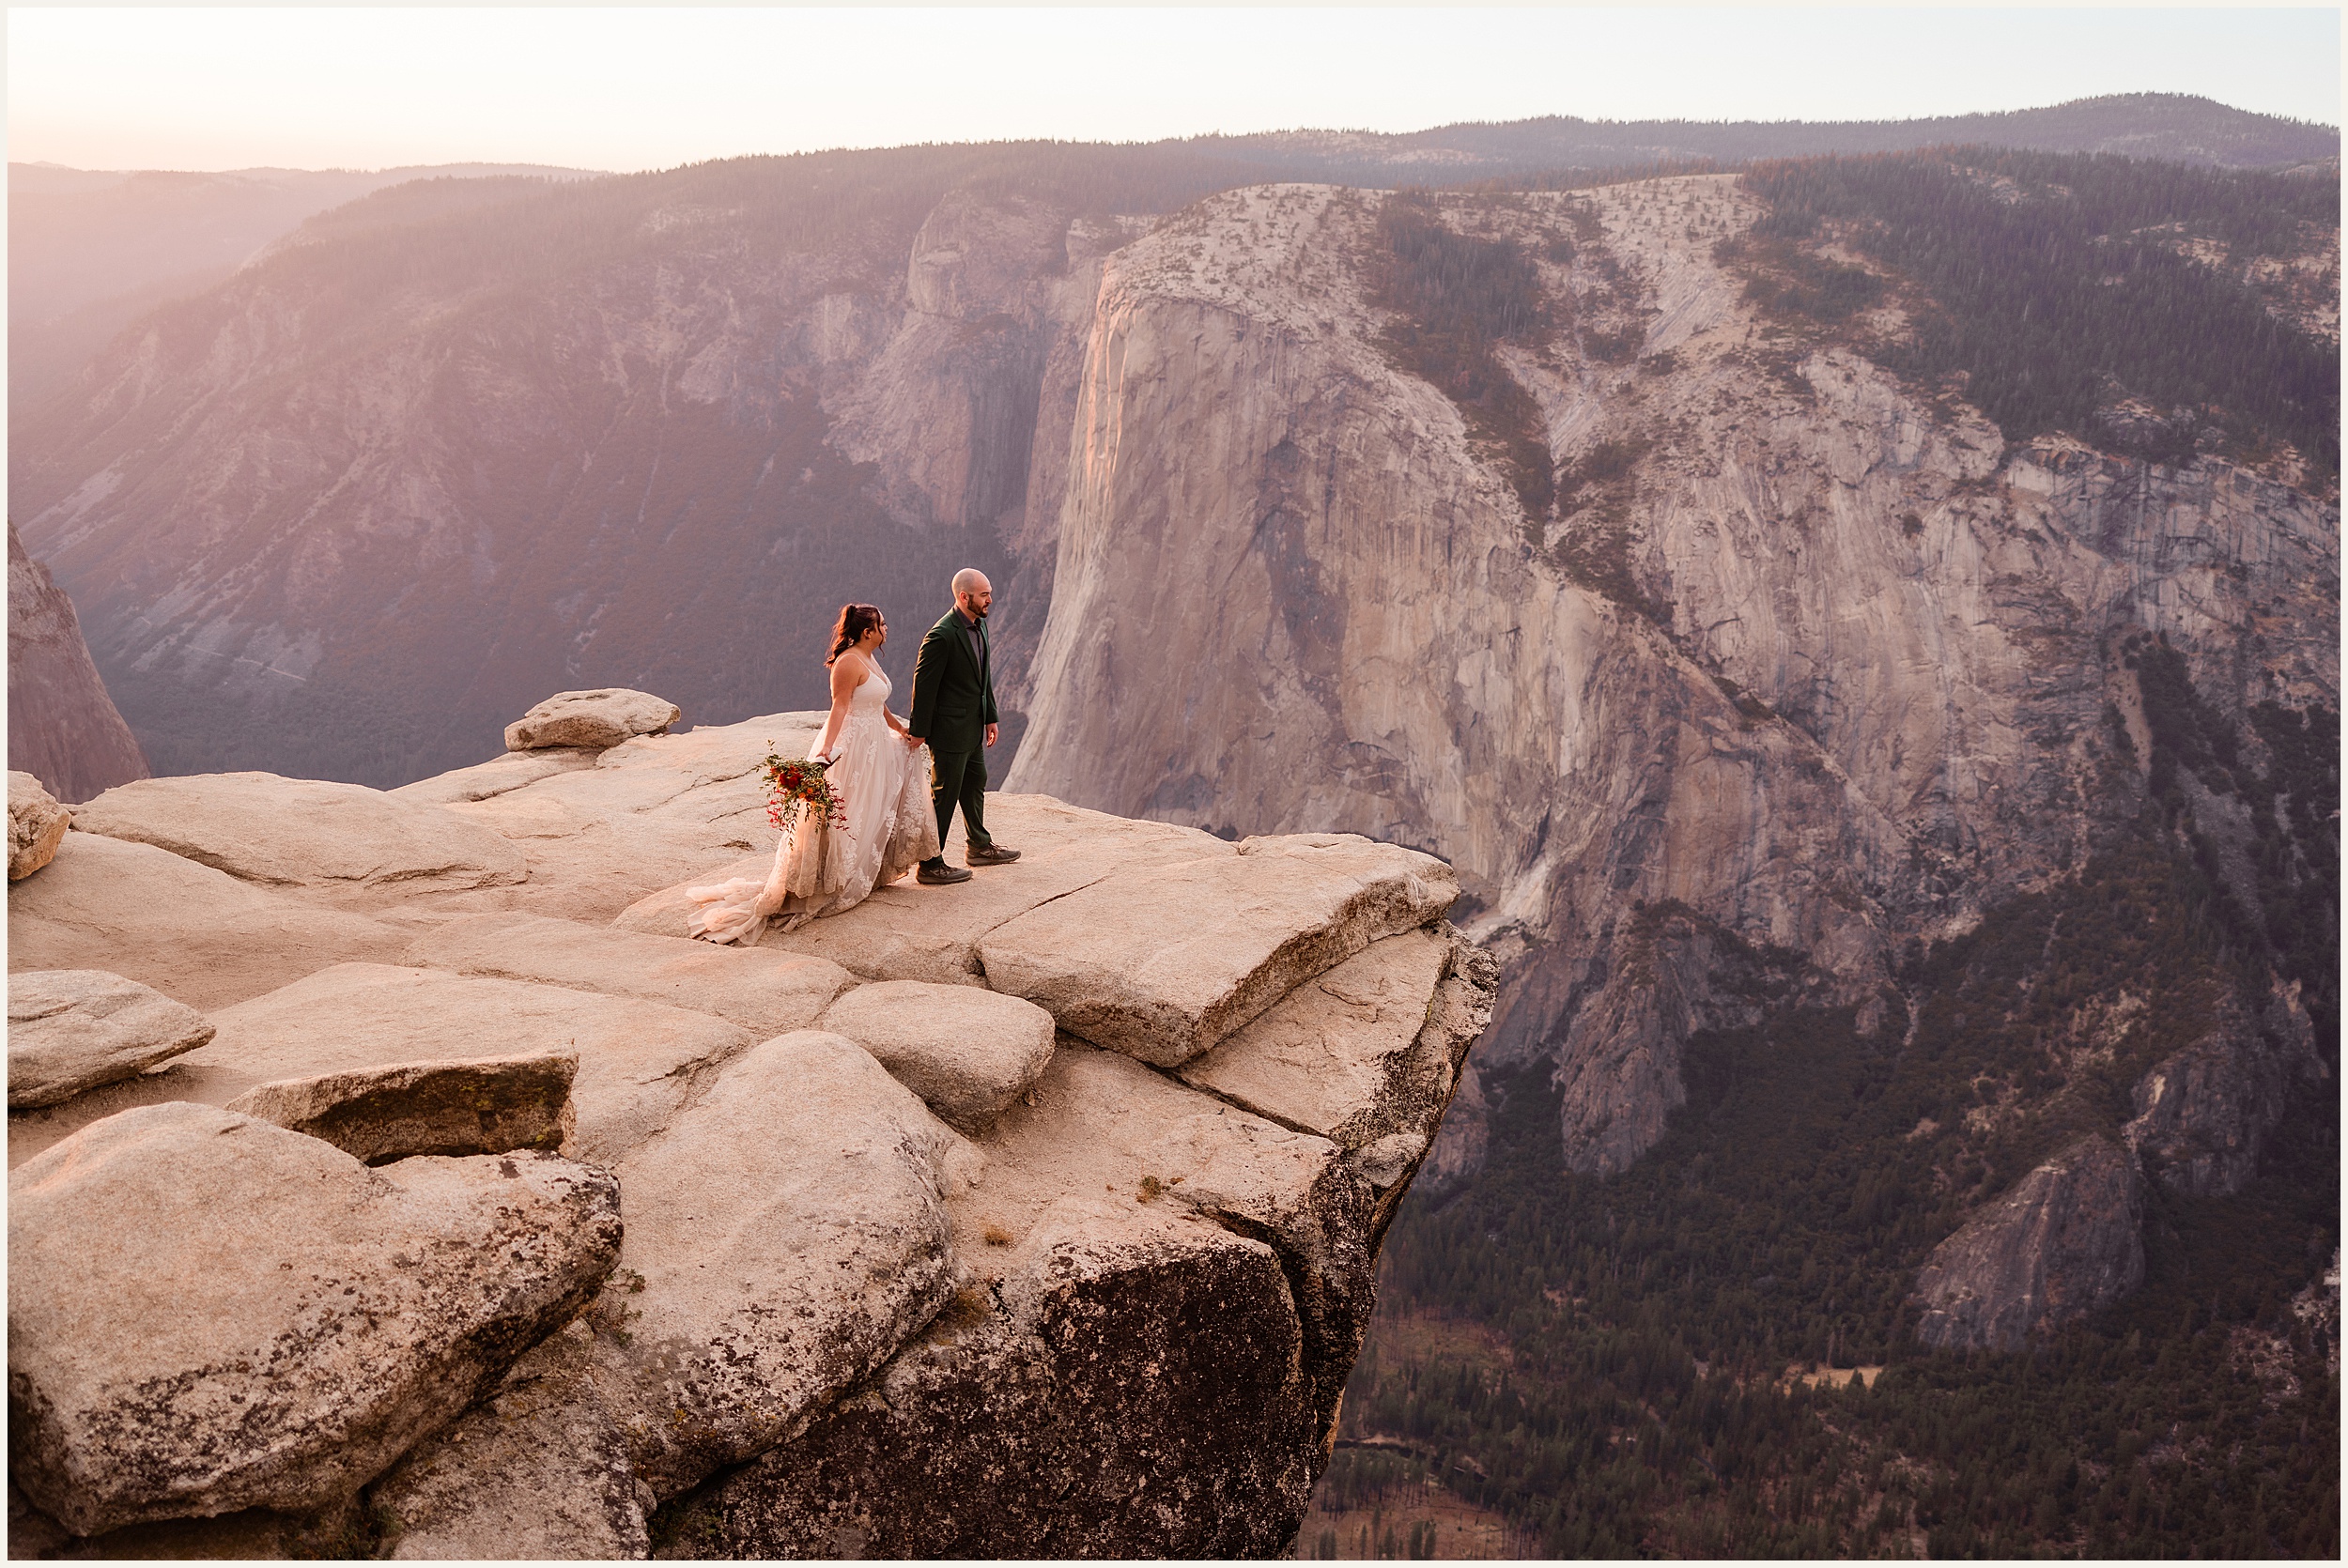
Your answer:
[762,751,852,837]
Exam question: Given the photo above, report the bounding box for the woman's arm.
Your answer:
[814,656,859,761]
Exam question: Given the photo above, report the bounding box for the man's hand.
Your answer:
[985,723,998,748]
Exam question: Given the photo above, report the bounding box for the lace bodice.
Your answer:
[848,663,891,715]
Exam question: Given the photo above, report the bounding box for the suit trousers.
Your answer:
[928,747,991,855]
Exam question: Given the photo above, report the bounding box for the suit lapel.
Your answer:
[940,612,970,684]
[952,613,984,688]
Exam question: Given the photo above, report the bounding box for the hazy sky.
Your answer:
[8,5,2339,174]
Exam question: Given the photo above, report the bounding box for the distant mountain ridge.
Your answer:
[1206,93,2339,179]
[7,161,605,403]
[8,94,2325,408]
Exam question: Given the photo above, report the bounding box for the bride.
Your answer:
[688,604,939,944]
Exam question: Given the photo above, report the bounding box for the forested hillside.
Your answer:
[1319,669,2337,1554]
[1216,92,2338,184]
[1731,148,2340,480]
[6,161,596,403]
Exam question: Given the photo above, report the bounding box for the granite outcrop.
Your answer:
[1908,1136,2148,1352]
[5,701,1493,1559]
[5,519,147,807]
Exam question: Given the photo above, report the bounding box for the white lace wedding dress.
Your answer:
[687,664,939,945]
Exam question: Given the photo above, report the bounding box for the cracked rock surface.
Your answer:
[6,714,1493,1558]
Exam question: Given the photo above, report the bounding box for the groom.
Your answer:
[907,567,1020,885]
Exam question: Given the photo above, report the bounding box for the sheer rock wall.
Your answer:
[1002,179,2336,1193]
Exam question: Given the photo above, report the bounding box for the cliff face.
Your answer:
[1007,177,2335,1188]
[7,699,1492,1558]
[6,518,147,804]
[8,168,1052,786]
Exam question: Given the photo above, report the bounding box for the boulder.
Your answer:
[8,1104,621,1537]
[582,1031,966,1497]
[1910,1135,2146,1352]
[70,772,528,899]
[4,831,404,1013]
[224,1053,579,1166]
[817,980,1056,1134]
[369,1321,648,1560]
[170,964,753,1167]
[614,793,1234,984]
[404,914,852,1037]
[7,969,216,1109]
[8,772,70,880]
[505,689,681,751]
[976,833,1459,1066]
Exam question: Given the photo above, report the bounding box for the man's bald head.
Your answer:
[952,568,994,620]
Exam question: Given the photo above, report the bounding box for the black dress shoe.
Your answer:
[917,861,973,885]
[965,844,1022,866]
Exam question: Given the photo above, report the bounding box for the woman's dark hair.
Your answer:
[826,604,884,666]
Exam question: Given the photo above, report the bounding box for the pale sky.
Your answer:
[7,5,2339,175]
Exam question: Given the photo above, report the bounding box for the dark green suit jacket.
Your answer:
[908,607,997,755]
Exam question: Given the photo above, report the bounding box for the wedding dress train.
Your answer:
[687,664,939,945]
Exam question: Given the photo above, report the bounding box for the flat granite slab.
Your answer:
[613,793,1233,986]
[70,772,529,899]
[977,833,1459,1066]
[7,831,406,1011]
[1176,927,1453,1144]
[8,964,751,1172]
[405,913,853,1037]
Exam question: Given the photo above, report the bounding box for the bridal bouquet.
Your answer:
[761,751,851,837]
